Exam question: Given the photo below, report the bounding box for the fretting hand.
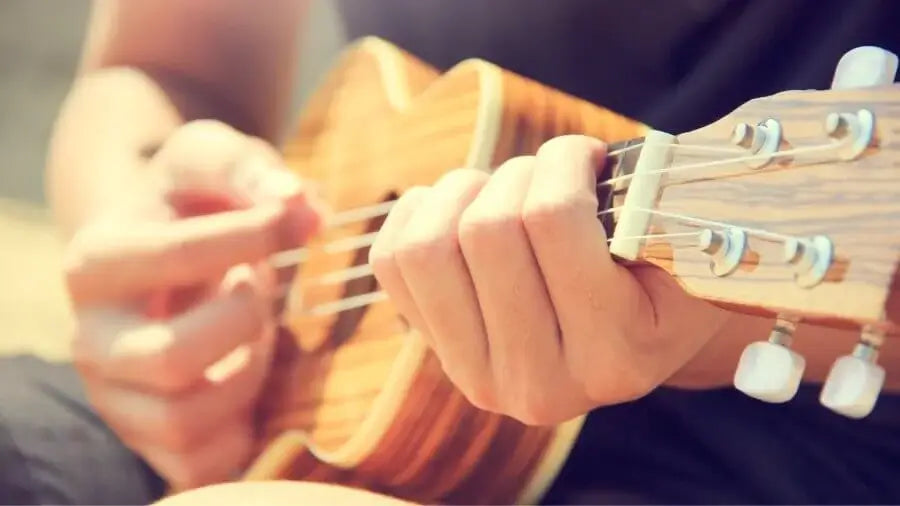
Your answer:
[63,120,323,489]
[370,135,731,425]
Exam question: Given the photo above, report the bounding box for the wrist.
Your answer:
[664,308,773,389]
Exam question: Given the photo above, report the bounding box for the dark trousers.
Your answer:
[2,353,899,505]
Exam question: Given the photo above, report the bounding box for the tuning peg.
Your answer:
[831,46,898,89]
[729,119,782,169]
[820,330,885,419]
[734,318,805,403]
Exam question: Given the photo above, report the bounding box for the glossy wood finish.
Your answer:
[245,37,648,504]
[628,86,900,331]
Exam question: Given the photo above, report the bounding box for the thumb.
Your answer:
[166,154,328,245]
[232,156,328,243]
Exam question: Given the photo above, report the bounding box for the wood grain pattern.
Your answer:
[628,86,900,332]
[244,37,648,504]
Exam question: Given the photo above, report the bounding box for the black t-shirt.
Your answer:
[333,1,900,504]
[337,0,899,135]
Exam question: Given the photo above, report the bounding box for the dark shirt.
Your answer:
[336,0,900,134]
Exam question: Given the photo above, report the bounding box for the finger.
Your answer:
[368,187,433,343]
[65,203,308,305]
[86,338,270,454]
[155,120,283,203]
[459,157,591,423]
[74,264,272,393]
[523,136,656,399]
[170,153,326,243]
[156,121,326,235]
[141,419,255,491]
[393,169,494,407]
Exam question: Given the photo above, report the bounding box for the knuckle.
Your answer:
[172,119,237,144]
[156,119,248,177]
[514,390,563,426]
[459,382,497,413]
[521,196,587,235]
[243,135,282,161]
[164,120,241,158]
[399,185,429,202]
[493,155,535,176]
[520,386,564,426]
[435,167,489,188]
[394,229,458,271]
[437,358,497,412]
[432,168,489,204]
[494,375,560,426]
[458,206,522,254]
[368,248,398,284]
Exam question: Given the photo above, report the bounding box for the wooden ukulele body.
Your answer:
[242,37,647,504]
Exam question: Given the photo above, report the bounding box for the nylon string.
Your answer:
[271,137,850,316]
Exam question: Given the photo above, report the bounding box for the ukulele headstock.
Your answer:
[607,46,899,419]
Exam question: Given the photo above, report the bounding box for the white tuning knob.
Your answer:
[831,46,898,89]
[820,339,885,419]
[734,320,805,403]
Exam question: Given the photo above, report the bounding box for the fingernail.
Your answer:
[248,162,332,227]
[221,264,258,294]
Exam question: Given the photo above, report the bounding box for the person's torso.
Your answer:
[335,0,900,134]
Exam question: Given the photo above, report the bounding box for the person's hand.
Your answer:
[369,135,731,425]
[63,120,323,490]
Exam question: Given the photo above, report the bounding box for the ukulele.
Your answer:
[229,38,898,504]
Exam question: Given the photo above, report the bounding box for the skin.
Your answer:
[369,137,900,424]
[48,0,317,490]
[48,0,898,493]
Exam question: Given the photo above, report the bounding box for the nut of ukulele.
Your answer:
[819,329,886,419]
[733,318,806,403]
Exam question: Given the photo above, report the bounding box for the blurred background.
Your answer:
[0,0,346,359]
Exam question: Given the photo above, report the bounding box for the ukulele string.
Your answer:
[268,141,815,270]
[290,229,706,291]
[604,139,843,187]
[596,206,795,242]
[271,137,850,315]
[280,230,706,316]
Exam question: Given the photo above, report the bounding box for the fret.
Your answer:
[597,137,643,237]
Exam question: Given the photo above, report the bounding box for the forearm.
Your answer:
[669,309,900,393]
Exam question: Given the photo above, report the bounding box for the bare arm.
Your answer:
[46,0,310,236]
